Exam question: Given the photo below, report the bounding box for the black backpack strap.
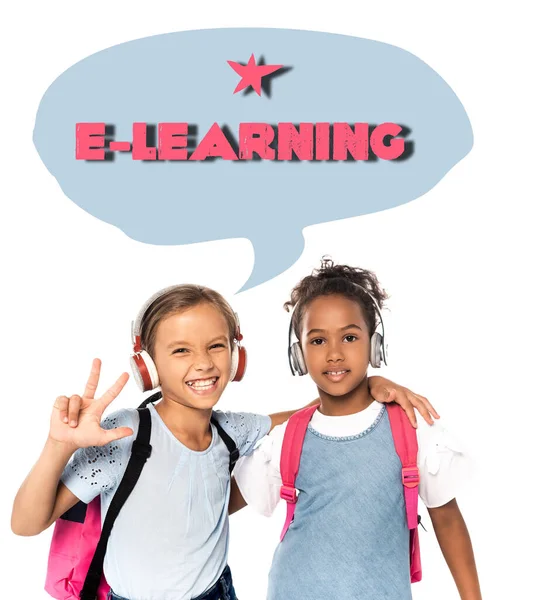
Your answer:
[211,415,240,474]
[138,390,163,408]
[80,408,152,600]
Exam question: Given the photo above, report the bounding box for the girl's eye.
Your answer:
[172,348,188,355]
[343,335,358,343]
[209,343,226,350]
[310,338,325,346]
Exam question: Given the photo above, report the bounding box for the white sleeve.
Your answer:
[417,418,473,508]
[233,421,287,517]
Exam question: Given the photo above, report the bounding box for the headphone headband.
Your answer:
[132,285,242,351]
[132,285,188,348]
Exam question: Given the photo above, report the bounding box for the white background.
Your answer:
[1,1,537,599]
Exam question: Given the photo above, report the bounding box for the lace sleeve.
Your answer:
[213,411,272,457]
[61,409,138,503]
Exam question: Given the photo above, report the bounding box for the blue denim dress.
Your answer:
[268,407,412,600]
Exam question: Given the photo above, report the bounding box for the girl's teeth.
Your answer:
[187,378,217,389]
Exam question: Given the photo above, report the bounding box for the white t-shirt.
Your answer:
[234,401,470,517]
[61,403,271,600]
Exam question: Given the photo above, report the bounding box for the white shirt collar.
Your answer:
[310,401,385,437]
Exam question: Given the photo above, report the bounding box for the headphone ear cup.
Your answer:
[229,344,239,382]
[291,342,307,376]
[230,344,247,382]
[234,346,247,382]
[370,332,383,368]
[130,350,160,391]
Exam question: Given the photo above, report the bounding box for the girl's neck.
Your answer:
[154,394,213,451]
[317,376,374,417]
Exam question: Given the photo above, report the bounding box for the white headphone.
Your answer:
[130,286,247,392]
[288,283,387,376]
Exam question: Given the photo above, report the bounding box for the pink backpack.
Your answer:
[279,403,422,583]
[45,405,153,600]
[45,393,241,600]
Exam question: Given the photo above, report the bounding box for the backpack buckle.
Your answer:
[230,447,240,465]
[280,485,298,504]
[228,447,240,474]
[402,466,419,488]
[131,440,152,460]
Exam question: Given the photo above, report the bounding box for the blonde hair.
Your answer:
[140,285,237,357]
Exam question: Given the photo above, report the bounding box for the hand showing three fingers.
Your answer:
[50,359,133,449]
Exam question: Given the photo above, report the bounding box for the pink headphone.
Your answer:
[129,286,247,392]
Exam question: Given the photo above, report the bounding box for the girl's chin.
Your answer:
[318,381,363,398]
[173,396,222,411]
[161,386,225,409]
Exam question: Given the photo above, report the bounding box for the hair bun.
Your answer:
[284,256,389,338]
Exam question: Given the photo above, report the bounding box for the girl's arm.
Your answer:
[12,440,81,535]
[229,476,247,515]
[11,359,132,536]
[428,499,482,600]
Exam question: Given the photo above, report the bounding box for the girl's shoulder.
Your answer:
[62,408,140,502]
[415,417,466,459]
[211,410,272,457]
[101,407,140,436]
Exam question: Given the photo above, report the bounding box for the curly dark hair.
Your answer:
[285,257,389,338]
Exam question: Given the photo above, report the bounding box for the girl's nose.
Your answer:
[194,352,214,370]
[326,342,344,362]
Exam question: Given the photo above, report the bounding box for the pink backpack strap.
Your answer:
[386,403,420,530]
[279,404,320,541]
[386,404,422,582]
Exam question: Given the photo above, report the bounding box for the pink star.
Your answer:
[227,54,283,96]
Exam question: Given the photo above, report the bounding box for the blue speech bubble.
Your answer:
[33,28,473,290]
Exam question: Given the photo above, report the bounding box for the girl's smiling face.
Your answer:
[152,302,233,410]
[300,294,371,397]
